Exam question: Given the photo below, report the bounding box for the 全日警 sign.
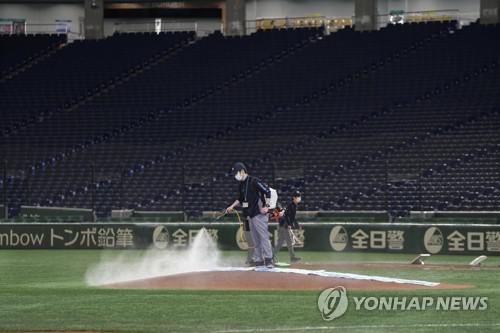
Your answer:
[1,223,500,254]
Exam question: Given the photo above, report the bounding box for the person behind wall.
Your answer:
[273,190,302,263]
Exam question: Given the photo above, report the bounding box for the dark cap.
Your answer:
[231,162,247,175]
[292,190,301,198]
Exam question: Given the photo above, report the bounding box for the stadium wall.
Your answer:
[0,3,84,34]
[401,0,479,15]
[0,0,480,36]
[245,0,354,21]
[103,17,221,36]
[1,222,499,255]
[245,0,479,20]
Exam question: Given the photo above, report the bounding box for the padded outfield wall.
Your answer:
[1,222,500,255]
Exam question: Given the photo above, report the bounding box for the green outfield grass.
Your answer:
[0,250,499,333]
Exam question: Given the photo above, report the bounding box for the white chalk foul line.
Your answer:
[212,322,500,333]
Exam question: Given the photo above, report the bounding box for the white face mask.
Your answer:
[235,171,245,181]
[294,198,302,204]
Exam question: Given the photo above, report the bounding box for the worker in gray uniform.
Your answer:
[242,217,257,266]
[273,190,302,263]
[226,162,274,268]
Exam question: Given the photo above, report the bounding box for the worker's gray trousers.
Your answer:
[274,225,296,260]
[249,213,273,261]
[244,230,256,263]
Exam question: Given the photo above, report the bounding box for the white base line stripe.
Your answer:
[212,322,500,333]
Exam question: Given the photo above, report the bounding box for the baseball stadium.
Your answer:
[1,0,500,332]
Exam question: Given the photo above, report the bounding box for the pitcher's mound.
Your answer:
[105,270,471,290]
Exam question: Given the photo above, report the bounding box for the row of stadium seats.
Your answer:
[0,33,67,77]
[160,22,500,216]
[1,31,195,138]
[2,27,323,215]
[1,22,499,218]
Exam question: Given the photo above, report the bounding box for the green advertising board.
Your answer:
[0,222,499,255]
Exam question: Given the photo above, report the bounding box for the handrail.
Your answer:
[245,8,478,33]
[0,23,82,38]
[377,8,460,16]
[25,23,77,36]
[246,15,329,23]
[245,15,352,34]
[375,8,478,26]
[112,20,209,36]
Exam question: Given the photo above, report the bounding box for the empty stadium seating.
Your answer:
[1,22,499,218]
[0,33,66,77]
